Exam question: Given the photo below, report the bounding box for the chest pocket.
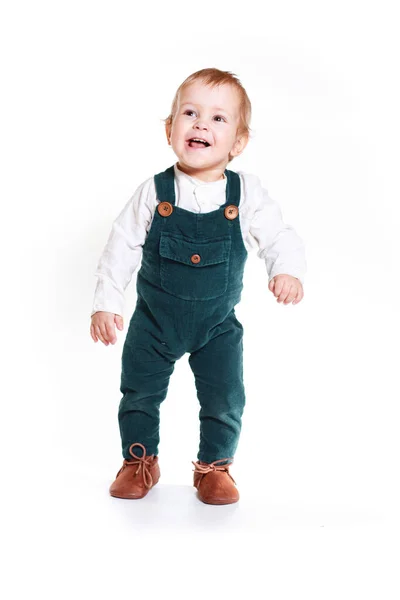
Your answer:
[159,232,231,301]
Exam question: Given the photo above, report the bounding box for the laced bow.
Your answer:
[192,458,236,484]
[117,442,155,489]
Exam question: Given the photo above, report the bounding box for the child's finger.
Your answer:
[105,321,117,344]
[276,281,289,302]
[275,280,288,300]
[95,324,109,345]
[90,324,98,342]
[114,315,124,330]
[100,323,112,344]
[283,285,297,304]
[293,286,304,305]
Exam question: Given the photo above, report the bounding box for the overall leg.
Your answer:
[118,296,180,459]
[188,309,245,465]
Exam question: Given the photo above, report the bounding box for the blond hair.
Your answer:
[163,68,252,163]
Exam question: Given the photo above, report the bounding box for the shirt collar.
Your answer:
[173,162,226,187]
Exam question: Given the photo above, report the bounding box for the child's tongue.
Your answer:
[189,140,207,148]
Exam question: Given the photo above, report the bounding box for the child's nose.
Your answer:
[194,121,209,130]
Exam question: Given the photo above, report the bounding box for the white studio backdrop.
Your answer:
[1,1,399,598]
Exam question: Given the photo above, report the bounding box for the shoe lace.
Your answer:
[192,458,236,484]
[117,443,155,489]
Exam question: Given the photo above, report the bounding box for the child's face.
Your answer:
[166,81,248,180]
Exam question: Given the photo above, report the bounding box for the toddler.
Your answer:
[90,68,306,505]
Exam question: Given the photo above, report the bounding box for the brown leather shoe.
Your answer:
[109,442,160,499]
[192,458,239,505]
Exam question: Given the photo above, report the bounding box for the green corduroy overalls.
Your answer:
[118,164,248,465]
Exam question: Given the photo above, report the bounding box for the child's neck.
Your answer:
[176,162,226,183]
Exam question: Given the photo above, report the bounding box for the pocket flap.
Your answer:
[159,233,231,267]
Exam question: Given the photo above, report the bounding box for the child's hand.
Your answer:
[90,311,124,345]
[268,274,304,305]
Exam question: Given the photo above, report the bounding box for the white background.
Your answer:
[2,0,399,597]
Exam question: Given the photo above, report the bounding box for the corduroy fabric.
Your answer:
[118,164,248,464]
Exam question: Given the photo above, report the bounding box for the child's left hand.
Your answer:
[268,274,304,305]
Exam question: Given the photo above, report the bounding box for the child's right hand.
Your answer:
[90,311,124,346]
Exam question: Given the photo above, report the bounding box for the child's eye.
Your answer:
[183,110,225,122]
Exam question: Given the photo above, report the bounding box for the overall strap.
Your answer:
[154,165,176,206]
[225,168,241,208]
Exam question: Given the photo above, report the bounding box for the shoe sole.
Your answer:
[109,478,160,499]
[196,493,239,505]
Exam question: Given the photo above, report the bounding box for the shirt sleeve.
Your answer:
[91,177,154,317]
[249,183,307,284]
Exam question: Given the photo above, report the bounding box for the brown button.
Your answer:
[157,202,173,217]
[191,254,201,264]
[224,205,238,220]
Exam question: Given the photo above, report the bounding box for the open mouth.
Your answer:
[186,138,211,149]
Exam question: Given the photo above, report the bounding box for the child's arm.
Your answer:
[91,177,154,319]
[248,181,306,303]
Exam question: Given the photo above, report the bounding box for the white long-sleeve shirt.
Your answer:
[91,162,306,317]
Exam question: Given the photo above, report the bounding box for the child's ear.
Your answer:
[165,123,171,144]
[231,133,249,157]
